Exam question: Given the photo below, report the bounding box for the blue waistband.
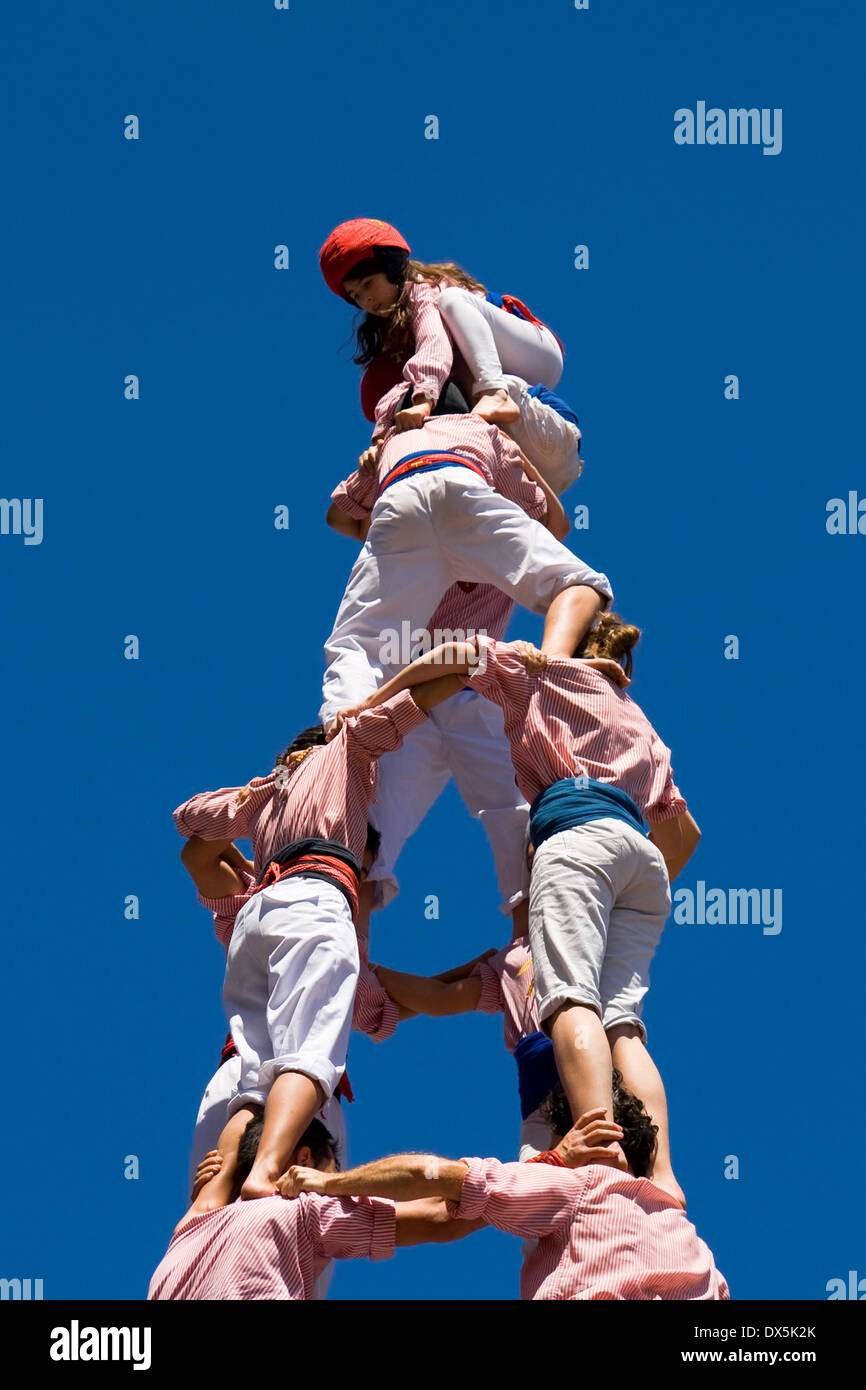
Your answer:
[378,450,484,495]
[513,1030,559,1120]
[529,777,647,849]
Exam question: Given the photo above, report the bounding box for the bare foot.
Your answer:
[471,388,521,424]
[240,1173,279,1201]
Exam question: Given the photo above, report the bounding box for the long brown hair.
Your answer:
[352,254,487,366]
[576,613,642,678]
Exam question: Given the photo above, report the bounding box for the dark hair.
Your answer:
[365,822,382,860]
[540,1069,659,1178]
[350,254,487,368]
[574,613,642,679]
[234,1115,340,1193]
[277,725,326,764]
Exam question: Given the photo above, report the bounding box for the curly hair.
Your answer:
[350,251,487,367]
[575,612,642,678]
[540,1069,659,1178]
[276,725,326,765]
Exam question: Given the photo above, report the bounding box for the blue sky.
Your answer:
[1,0,863,1300]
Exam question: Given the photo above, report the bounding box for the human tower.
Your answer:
[148,218,729,1301]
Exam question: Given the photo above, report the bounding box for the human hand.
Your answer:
[326,704,365,741]
[190,1150,224,1202]
[394,400,433,432]
[555,1108,625,1169]
[359,443,381,471]
[234,784,252,805]
[511,641,547,673]
[277,1166,330,1198]
[581,657,630,688]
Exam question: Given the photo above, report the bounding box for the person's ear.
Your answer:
[294,1145,313,1169]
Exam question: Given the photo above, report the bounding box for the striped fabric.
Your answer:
[464,638,687,822]
[173,690,427,875]
[448,1158,729,1301]
[372,278,467,434]
[147,1193,395,1301]
[331,415,546,522]
[472,937,539,1054]
[197,871,256,951]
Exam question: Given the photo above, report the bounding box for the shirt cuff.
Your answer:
[459,634,497,692]
[646,795,689,823]
[330,482,372,522]
[381,687,429,737]
[369,1198,397,1261]
[471,961,501,1016]
[444,1158,488,1221]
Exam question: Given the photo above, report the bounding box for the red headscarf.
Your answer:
[319,218,410,300]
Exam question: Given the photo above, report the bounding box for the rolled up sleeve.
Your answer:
[331,471,377,520]
[344,689,428,760]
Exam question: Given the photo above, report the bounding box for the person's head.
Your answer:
[276,725,326,766]
[574,613,642,680]
[232,1114,340,1200]
[541,1070,659,1177]
[342,247,410,317]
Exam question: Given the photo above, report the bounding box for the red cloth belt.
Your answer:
[253,852,359,922]
[376,450,488,499]
[525,1148,566,1167]
[500,293,565,355]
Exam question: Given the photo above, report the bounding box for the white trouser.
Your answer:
[224,878,360,1112]
[529,819,671,1037]
[437,286,563,394]
[320,467,612,722]
[518,1105,554,1163]
[367,689,530,913]
[188,1056,347,1301]
[501,376,583,496]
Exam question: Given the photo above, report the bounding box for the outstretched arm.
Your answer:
[517,447,569,541]
[373,964,483,1018]
[394,1199,486,1247]
[279,1152,467,1203]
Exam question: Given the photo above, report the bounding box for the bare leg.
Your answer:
[542,585,603,658]
[608,1024,686,1208]
[549,1002,627,1171]
[240,1072,324,1200]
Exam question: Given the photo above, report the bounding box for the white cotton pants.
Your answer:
[501,376,583,496]
[437,286,563,394]
[518,1105,554,1163]
[223,877,360,1112]
[529,819,672,1038]
[367,688,529,914]
[320,467,612,722]
[188,1055,347,1302]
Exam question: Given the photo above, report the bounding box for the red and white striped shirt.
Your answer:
[448,1159,729,1301]
[197,872,256,952]
[173,690,427,874]
[372,278,483,436]
[464,638,687,822]
[331,415,546,523]
[472,937,539,1053]
[147,1193,395,1301]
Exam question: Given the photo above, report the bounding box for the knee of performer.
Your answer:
[436,284,472,319]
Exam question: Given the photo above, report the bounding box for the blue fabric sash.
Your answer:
[527,383,580,430]
[513,1030,559,1120]
[529,777,647,849]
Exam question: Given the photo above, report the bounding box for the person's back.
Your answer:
[148,1191,394,1301]
[518,1163,728,1301]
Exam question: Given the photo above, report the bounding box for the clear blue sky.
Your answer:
[1,0,863,1301]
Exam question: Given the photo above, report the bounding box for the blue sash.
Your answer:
[527,383,580,430]
[513,1031,559,1120]
[529,777,647,850]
